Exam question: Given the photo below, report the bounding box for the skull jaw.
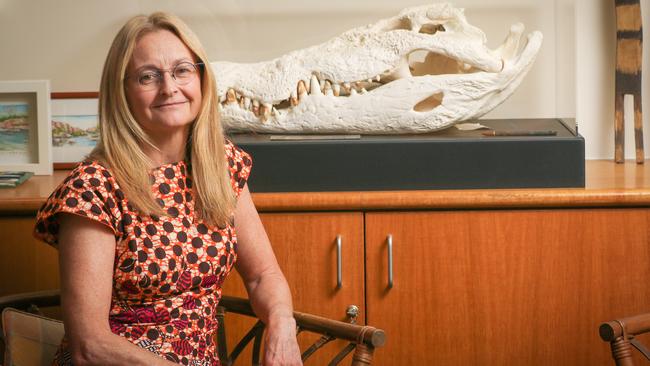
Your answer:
[221,31,543,134]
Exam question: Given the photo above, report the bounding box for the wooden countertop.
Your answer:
[2,160,650,214]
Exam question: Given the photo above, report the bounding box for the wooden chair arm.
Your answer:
[219,295,386,348]
[600,313,650,342]
[0,289,61,313]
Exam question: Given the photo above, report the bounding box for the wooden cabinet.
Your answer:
[0,217,59,296]
[222,207,650,365]
[5,162,650,365]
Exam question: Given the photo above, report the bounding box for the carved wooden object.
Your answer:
[615,0,644,163]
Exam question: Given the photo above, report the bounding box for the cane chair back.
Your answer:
[0,290,63,366]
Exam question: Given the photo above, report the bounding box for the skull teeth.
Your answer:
[297,80,308,98]
[323,81,333,96]
[310,75,322,95]
[259,103,271,122]
[252,99,260,116]
[220,71,389,122]
[289,90,298,106]
[226,89,237,104]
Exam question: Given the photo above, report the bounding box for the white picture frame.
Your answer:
[0,80,52,175]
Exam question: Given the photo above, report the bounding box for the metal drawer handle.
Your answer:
[387,234,394,289]
[336,235,342,289]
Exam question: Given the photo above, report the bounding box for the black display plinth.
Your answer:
[229,118,585,192]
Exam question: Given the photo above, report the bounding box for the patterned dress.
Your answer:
[33,140,252,366]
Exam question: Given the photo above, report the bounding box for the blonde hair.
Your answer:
[89,12,235,226]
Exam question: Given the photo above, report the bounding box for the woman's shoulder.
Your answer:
[223,138,238,156]
[34,160,123,246]
[224,139,251,165]
[68,160,112,177]
[222,138,253,195]
[59,160,121,196]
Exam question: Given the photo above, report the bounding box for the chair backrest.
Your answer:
[600,313,650,366]
[0,290,64,366]
[1,308,64,366]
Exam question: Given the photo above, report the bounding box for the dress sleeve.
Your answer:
[225,139,253,198]
[33,163,122,248]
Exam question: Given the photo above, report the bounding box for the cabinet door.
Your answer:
[366,209,650,366]
[0,217,59,296]
[222,212,365,364]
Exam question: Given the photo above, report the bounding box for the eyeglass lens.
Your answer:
[136,62,200,89]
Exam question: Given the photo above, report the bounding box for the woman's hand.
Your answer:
[263,316,303,366]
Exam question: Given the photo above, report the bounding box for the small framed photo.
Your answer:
[0,80,52,175]
[51,92,99,169]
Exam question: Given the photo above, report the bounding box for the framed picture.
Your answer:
[0,80,52,175]
[51,92,99,169]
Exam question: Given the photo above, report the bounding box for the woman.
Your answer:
[34,12,302,366]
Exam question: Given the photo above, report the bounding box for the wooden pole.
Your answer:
[614,0,644,163]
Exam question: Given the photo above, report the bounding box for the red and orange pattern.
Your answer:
[34,140,252,366]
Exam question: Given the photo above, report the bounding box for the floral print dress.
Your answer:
[33,141,252,366]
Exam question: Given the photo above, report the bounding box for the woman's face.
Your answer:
[124,29,202,136]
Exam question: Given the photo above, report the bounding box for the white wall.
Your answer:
[0,0,647,159]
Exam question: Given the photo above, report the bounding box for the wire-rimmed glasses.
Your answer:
[126,62,203,91]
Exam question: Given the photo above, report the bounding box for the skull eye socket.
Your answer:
[382,17,412,32]
[408,49,480,77]
[419,24,446,34]
[414,92,444,112]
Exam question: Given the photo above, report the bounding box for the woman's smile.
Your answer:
[153,100,188,109]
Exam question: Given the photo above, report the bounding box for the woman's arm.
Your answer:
[57,214,178,366]
[233,185,302,365]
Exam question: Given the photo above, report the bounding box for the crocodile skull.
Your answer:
[212,3,543,134]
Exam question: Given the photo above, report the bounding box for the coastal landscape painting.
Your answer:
[52,113,98,148]
[51,94,98,166]
[0,81,52,175]
[0,102,30,152]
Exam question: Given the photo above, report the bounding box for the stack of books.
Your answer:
[0,171,33,188]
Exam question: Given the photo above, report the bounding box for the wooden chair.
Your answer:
[600,313,650,365]
[0,290,385,366]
